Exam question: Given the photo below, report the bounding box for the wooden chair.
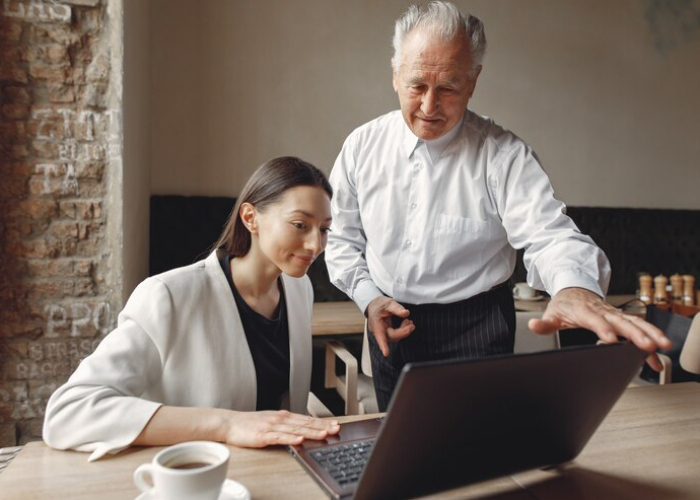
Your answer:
[324,324,377,416]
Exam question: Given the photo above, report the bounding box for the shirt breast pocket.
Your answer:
[428,214,500,279]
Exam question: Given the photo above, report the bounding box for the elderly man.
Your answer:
[325,1,670,410]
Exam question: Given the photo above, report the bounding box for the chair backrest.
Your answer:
[361,322,373,377]
[680,314,700,375]
[513,311,560,353]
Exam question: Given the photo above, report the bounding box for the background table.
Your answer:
[515,293,640,312]
[312,301,364,337]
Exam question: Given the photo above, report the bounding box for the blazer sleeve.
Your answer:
[43,278,172,461]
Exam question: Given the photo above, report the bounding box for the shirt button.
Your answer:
[397,278,403,284]
[416,163,422,170]
[410,203,417,209]
[405,240,412,247]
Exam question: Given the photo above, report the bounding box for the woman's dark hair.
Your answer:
[214,156,332,257]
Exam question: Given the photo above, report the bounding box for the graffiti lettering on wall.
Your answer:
[1,0,71,23]
[35,163,78,195]
[44,301,111,337]
[31,108,121,195]
[27,338,103,362]
[13,360,74,381]
[32,108,121,144]
[10,339,102,388]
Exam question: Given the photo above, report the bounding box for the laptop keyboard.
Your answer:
[310,440,374,486]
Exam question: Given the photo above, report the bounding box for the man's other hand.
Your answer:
[366,296,415,357]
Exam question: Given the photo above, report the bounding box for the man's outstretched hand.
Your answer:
[528,287,672,371]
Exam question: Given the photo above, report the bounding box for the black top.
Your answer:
[219,254,291,411]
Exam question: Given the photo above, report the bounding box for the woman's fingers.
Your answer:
[226,411,340,448]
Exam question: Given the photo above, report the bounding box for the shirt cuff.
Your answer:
[548,271,606,298]
[352,279,385,315]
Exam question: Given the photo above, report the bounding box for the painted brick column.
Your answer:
[0,0,123,446]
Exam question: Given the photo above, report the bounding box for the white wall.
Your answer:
[151,0,700,209]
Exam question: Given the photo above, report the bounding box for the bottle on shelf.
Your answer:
[670,274,684,305]
[638,273,653,305]
[682,275,696,306]
[653,275,668,305]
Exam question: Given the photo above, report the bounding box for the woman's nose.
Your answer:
[305,230,323,254]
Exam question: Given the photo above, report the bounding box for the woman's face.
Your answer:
[249,185,332,278]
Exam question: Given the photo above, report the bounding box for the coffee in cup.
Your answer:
[133,441,229,500]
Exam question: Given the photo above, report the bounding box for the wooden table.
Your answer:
[1,384,698,499]
[512,382,700,499]
[312,301,364,336]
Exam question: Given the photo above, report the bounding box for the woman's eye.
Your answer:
[321,227,332,234]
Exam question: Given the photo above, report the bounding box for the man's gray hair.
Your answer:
[391,1,487,76]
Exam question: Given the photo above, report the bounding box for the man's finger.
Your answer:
[369,322,390,357]
[387,319,414,341]
[626,315,672,350]
[527,317,561,335]
[564,311,618,343]
[645,352,663,372]
[603,313,657,351]
[383,300,410,318]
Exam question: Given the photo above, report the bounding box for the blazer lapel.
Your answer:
[281,274,312,414]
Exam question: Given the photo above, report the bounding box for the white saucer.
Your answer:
[135,479,251,500]
[513,295,545,301]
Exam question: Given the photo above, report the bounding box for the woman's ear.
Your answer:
[239,202,258,234]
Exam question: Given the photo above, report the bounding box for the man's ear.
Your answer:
[239,202,258,234]
[392,70,399,93]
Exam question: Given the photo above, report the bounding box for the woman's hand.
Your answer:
[222,410,340,447]
[134,406,340,448]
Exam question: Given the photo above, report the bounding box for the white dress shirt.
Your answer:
[326,110,610,313]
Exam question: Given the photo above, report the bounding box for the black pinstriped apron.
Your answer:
[369,283,516,411]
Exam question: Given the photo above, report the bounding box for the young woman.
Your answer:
[43,157,340,461]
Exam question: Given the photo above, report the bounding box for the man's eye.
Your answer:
[321,227,332,234]
[292,222,306,229]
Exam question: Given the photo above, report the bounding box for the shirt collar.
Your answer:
[401,119,421,158]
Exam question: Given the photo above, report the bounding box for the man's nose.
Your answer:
[421,89,439,116]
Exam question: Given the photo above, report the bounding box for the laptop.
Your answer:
[290,341,646,499]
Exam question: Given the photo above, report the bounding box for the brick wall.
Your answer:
[0,0,122,446]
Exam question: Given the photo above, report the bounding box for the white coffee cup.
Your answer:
[513,282,537,299]
[133,441,230,500]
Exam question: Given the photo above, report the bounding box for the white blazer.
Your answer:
[43,250,314,461]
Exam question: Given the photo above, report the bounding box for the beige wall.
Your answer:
[151,0,700,209]
[123,0,151,298]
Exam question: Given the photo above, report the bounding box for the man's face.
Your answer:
[393,29,481,141]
